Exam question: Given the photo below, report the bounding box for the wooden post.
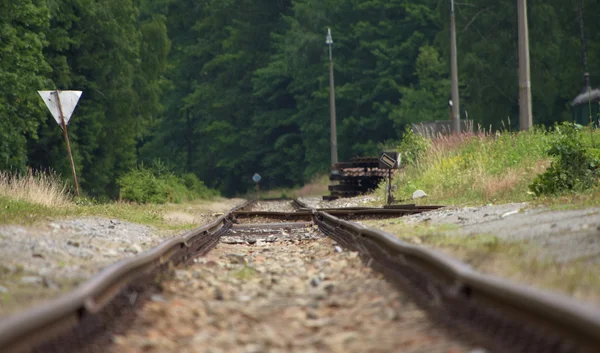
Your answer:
[55,90,80,197]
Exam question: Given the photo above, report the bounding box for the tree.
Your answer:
[0,1,51,171]
[28,0,169,197]
[391,45,451,130]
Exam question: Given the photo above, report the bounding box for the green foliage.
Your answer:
[397,127,430,166]
[117,161,218,204]
[25,0,169,198]
[530,123,599,196]
[0,1,51,171]
[181,173,220,200]
[3,0,600,199]
[389,129,550,205]
[391,45,451,129]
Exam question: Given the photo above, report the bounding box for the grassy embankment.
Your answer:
[380,127,599,206]
[365,126,600,304]
[0,171,238,231]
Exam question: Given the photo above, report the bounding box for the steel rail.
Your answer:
[0,200,253,353]
[314,211,600,353]
[232,222,313,230]
[7,197,600,352]
[233,210,314,220]
[233,208,435,219]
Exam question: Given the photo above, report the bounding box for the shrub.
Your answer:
[530,123,599,196]
[118,161,218,204]
[182,173,219,199]
[398,127,430,166]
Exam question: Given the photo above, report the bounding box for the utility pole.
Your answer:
[518,0,533,130]
[450,0,460,134]
[578,0,590,93]
[326,28,338,166]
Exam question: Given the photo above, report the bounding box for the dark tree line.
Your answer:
[1,0,597,197]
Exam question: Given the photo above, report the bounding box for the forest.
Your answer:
[0,0,597,197]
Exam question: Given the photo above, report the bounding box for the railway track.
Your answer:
[1,199,600,353]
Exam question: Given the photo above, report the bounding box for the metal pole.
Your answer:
[54,90,80,197]
[387,169,392,205]
[518,0,533,130]
[450,0,460,134]
[327,28,338,166]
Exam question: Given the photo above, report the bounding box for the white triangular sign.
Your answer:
[38,90,82,128]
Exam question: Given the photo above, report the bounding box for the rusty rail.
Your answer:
[233,207,438,220]
[314,211,600,353]
[4,198,600,353]
[0,200,253,353]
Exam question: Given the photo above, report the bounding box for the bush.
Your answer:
[530,123,599,196]
[182,173,219,199]
[398,127,430,166]
[118,161,218,204]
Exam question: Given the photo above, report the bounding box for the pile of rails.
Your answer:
[325,156,394,200]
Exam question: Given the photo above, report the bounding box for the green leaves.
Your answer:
[0,1,51,171]
[3,0,599,199]
[530,123,599,195]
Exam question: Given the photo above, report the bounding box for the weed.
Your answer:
[0,170,71,207]
[384,128,552,205]
[232,265,255,280]
[397,127,430,166]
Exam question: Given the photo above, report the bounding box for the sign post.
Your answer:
[252,173,262,200]
[378,152,400,205]
[38,90,82,196]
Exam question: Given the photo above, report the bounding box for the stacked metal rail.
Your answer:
[326,156,393,200]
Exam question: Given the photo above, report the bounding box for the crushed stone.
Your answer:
[108,234,478,353]
[0,200,245,317]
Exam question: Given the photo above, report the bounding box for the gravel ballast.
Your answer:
[109,231,478,353]
[0,199,244,317]
[247,200,298,212]
[399,203,600,263]
[298,196,381,209]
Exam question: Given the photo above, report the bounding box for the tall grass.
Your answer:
[0,170,72,207]
[391,128,552,205]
